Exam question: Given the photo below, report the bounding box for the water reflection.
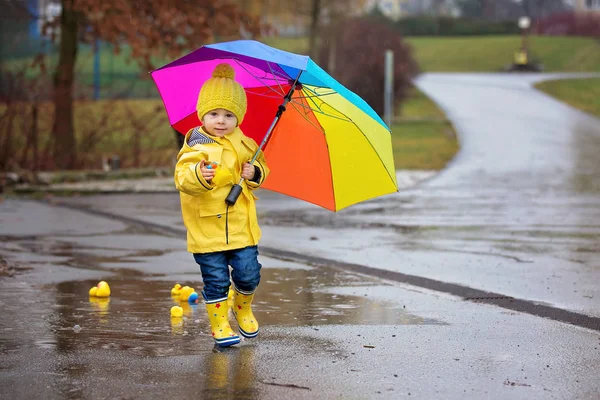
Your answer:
[0,265,441,357]
[40,267,439,357]
[197,346,259,399]
[0,262,442,397]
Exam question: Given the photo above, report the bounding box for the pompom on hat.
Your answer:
[197,63,247,126]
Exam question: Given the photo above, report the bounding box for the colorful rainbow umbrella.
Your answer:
[151,40,397,211]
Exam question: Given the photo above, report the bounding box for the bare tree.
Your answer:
[41,0,262,169]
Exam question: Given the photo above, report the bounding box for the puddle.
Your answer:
[0,266,443,357]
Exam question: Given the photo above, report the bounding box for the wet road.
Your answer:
[2,73,600,398]
[1,199,599,399]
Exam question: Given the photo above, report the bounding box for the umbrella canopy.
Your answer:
[151,40,397,211]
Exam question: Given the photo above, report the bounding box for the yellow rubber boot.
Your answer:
[205,296,240,347]
[233,287,259,338]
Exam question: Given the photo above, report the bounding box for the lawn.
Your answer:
[264,35,600,73]
[535,78,600,118]
[7,35,600,77]
[404,35,600,72]
[390,86,458,170]
[390,120,458,170]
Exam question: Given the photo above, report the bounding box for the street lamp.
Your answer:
[518,16,531,30]
[518,16,531,54]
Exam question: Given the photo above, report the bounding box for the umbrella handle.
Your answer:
[225,183,243,206]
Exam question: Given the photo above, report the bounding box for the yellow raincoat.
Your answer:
[174,127,269,254]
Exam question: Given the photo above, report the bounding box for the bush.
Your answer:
[534,12,600,37]
[318,17,418,117]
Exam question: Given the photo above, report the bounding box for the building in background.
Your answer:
[365,0,459,19]
[235,0,369,36]
[575,0,600,11]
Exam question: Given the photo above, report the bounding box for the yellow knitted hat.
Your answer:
[197,63,247,125]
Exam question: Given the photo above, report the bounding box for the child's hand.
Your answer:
[199,160,216,182]
[241,162,256,180]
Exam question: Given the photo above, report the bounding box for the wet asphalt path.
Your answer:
[1,199,599,399]
[1,73,600,398]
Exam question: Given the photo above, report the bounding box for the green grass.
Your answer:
[535,78,600,118]
[4,42,166,99]
[263,37,309,55]
[263,35,600,73]
[5,42,146,75]
[390,86,459,170]
[399,86,446,119]
[405,35,600,72]
[390,120,458,170]
[7,35,600,76]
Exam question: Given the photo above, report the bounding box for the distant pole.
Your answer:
[384,49,394,128]
[28,0,39,39]
[93,38,100,100]
[308,0,321,60]
[518,16,531,53]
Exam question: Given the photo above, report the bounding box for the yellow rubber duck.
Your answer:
[171,283,182,296]
[89,281,111,297]
[170,306,184,318]
[178,286,195,302]
[96,281,111,298]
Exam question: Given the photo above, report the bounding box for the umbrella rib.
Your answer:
[251,91,298,100]
[302,85,337,97]
[230,58,289,97]
[301,87,325,115]
[231,57,290,82]
[289,98,352,123]
[286,96,325,134]
[266,61,288,97]
[294,87,350,122]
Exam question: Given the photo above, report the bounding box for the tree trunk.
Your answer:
[308,0,321,60]
[52,0,79,170]
[1,107,15,170]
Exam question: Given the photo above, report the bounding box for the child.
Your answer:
[174,63,270,347]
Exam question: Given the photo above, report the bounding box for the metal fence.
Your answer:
[1,15,159,100]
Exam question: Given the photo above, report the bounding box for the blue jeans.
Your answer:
[193,245,262,301]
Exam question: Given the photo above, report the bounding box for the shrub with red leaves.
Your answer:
[534,12,600,37]
[318,17,419,118]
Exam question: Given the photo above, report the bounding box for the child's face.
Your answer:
[202,108,238,137]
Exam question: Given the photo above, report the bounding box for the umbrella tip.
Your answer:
[288,79,302,90]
